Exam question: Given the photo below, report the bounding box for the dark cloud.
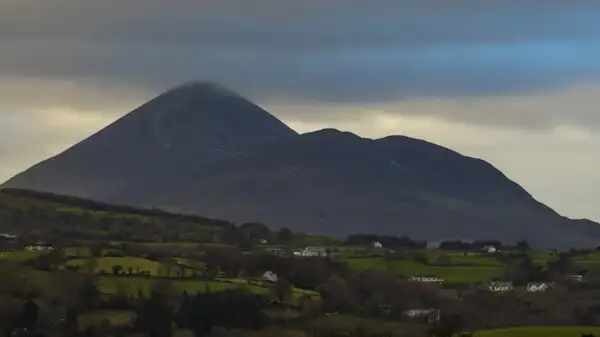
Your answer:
[1,0,600,128]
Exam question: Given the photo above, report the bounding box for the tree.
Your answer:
[240,223,270,242]
[112,265,123,275]
[83,258,99,275]
[548,252,575,278]
[19,299,39,330]
[78,276,101,310]
[135,291,173,337]
[515,240,530,251]
[272,277,292,303]
[90,243,103,258]
[276,228,293,243]
[62,306,79,337]
[316,275,359,313]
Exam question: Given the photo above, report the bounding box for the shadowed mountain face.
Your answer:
[2,82,598,247]
[2,82,298,200]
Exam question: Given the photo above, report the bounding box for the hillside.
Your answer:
[147,128,600,248]
[2,82,599,247]
[0,188,228,242]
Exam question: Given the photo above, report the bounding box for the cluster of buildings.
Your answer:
[1,233,54,251]
[408,272,587,293]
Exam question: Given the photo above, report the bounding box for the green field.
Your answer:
[347,257,504,283]
[99,277,253,295]
[474,326,600,337]
[99,277,319,301]
[65,257,195,277]
[0,251,42,261]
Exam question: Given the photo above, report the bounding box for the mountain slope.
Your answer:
[2,83,598,247]
[148,128,599,248]
[2,82,298,202]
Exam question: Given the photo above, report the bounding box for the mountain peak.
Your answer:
[164,81,238,98]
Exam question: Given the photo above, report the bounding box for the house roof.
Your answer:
[262,270,278,282]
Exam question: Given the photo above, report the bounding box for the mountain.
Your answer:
[2,82,298,202]
[2,82,598,247]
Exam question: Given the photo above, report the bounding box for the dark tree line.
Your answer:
[344,234,426,249]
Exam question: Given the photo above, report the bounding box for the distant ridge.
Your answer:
[3,81,599,248]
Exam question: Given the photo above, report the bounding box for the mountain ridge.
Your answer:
[2,82,598,248]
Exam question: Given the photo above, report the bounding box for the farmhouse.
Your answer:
[373,241,383,248]
[482,245,497,253]
[296,246,327,257]
[262,270,278,283]
[526,282,550,292]
[489,281,513,292]
[410,274,444,283]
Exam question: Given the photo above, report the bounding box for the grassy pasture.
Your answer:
[65,257,196,277]
[347,257,504,283]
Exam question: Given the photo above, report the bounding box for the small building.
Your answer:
[482,245,497,253]
[565,274,583,283]
[297,246,327,257]
[373,241,383,248]
[403,309,441,324]
[489,281,513,292]
[526,282,549,292]
[262,270,278,283]
[410,274,444,283]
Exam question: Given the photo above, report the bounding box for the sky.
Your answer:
[1,0,600,222]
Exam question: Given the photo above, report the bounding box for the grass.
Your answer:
[65,257,195,277]
[474,326,600,337]
[64,246,92,258]
[347,257,504,283]
[174,257,205,269]
[432,252,504,267]
[0,251,42,261]
[99,276,319,302]
[99,277,250,296]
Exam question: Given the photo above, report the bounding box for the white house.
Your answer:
[489,281,513,292]
[565,274,583,283]
[410,274,444,283]
[262,270,278,283]
[482,245,498,253]
[526,282,549,292]
[297,246,327,257]
[373,241,383,248]
[25,244,54,251]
